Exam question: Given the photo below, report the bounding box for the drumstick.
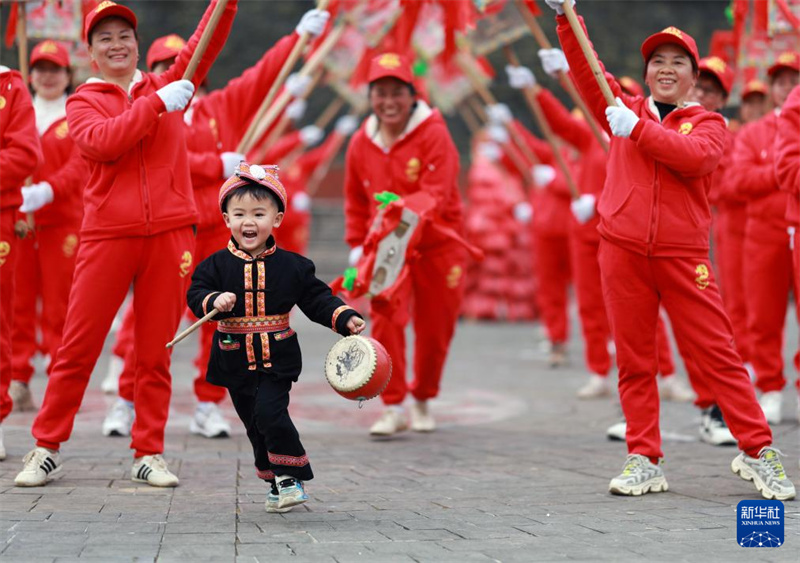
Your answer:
[166,309,218,349]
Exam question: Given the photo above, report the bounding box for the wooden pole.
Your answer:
[182,0,231,81]
[166,309,218,349]
[505,47,579,199]
[16,1,34,236]
[561,1,616,106]
[261,70,324,151]
[513,0,608,151]
[456,102,480,135]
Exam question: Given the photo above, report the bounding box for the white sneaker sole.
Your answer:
[189,420,230,438]
[699,430,736,447]
[15,464,63,487]
[277,495,308,509]
[266,502,293,514]
[731,457,796,501]
[609,476,669,496]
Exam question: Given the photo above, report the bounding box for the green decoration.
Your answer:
[342,267,358,291]
[374,191,401,209]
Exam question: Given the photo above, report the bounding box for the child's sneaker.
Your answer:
[102,398,134,437]
[131,454,179,487]
[265,482,293,513]
[14,447,62,486]
[608,454,668,496]
[276,475,308,509]
[731,447,796,500]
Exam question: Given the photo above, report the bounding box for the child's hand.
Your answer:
[347,317,366,335]
[213,292,237,313]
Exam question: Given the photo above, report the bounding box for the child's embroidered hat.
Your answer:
[219,162,287,213]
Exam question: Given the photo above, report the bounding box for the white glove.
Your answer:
[506,65,536,89]
[570,193,596,224]
[220,152,244,178]
[486,103,512,125]
[605,97,639,138]
[476,141,502,162]
[538,48,569,77]
[348,245,363,266]
[296,9,330,37]
[532,164,556,188]
[156,79,195,112]
[335,115,358,136]
[285,98,307,122]
[292,192,311,212]
[487,124,509,145]
[513,201,533,224]
[544,0,575,15]
[19,181,54,213]
[286,73,312,98]
[300,125,323,146]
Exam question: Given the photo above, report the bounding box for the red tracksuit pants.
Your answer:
[598,239,771,460]
[569,230,676,376]
[113,226,228,404]
[372,242,466,405]
[32,228,194,457]
[714,206,751,362]
[0,210,20,422]
[743,218,795,393]
[533,232,570,345]
[11,225,80,384]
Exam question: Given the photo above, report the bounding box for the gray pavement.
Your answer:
[2,302,799,562]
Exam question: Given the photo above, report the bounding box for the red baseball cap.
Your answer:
[698,56,734,95]
[640,26,700,67]
[84,1,137,43]
[219,162,287,213]
[768,51,800,77]
[741,79,768,99]
[619,76,645,97]
[367,53,413,85]
[30,40,70,69]
[147,34,185,70]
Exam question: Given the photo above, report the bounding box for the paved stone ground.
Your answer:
[2,305,799,562]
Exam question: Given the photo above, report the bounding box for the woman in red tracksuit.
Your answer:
[730,53,800,426]
[547,0,793,499]
[344,53,465,437]
[0,65,42,461]
[13,0,238,489]
[10,41,87,413]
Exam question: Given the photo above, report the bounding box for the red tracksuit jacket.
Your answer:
[777,86,800,224]
[730,112,787,226]
[186,32,299,231]
[66,0,237,241]
[0,69,42,211]
[26,114,87,227]
[557,16,726,258]
[344,102,463,248]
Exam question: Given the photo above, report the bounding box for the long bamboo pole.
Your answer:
[561,1,616,106]
[182,0,231,81]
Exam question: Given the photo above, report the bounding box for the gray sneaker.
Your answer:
[609,454,669,496]
[731,447,796,501]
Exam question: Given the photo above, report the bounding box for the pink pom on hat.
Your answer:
[219,162,287,213]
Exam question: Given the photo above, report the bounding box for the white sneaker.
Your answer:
[102,399,135,437]
[369,408,408,436]
[606,419,626,441]
[609,454,668,496]
[14,447,62,486]
[731,447,796,501]
[577,375,611,399]
[101,355,123,394]
[659,376,695,402]
[190,402,231,438]
[9,381,37,412]
[410,401,435,432]
[699,405,736,446]
[759,391,783,425]
[0,427,5,461]
[275,475,308,509]
[131,454,179,487]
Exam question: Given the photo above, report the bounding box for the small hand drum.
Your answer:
[324,335,392,402]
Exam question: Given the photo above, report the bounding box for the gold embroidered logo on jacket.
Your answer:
[405,157,421,182]
[55,121,69,139]
[179,251,193,277]
[0,96,6,111]
[446,265,463,289]
[0,241,10,266]
[62,234,78,257]
[695,264,709,290]
[679,122,693,135]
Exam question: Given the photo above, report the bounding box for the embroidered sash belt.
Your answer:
[218,314,290,334]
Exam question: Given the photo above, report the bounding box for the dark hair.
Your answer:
[221,183,283,214]
[30,62,74,96]
[368,81,416,97]
[88,17,139,46]
[697,70,728,100]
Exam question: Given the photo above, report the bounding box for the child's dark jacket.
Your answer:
[187,236,361,395]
